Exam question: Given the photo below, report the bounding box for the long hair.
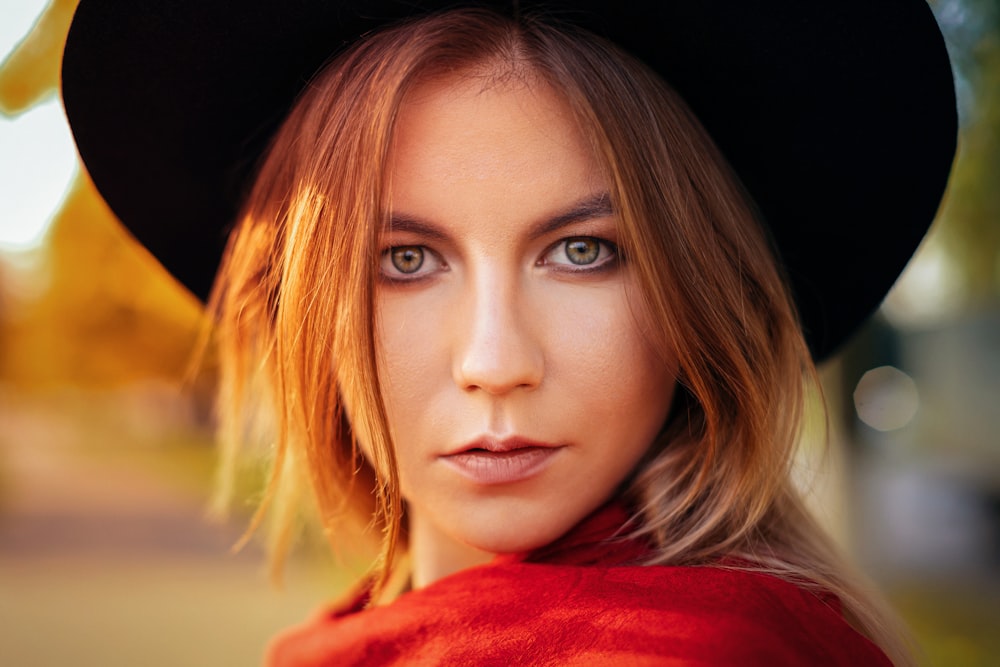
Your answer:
[211,9,912,665]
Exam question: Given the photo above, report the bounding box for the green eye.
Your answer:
[379,244,445,283]
[541,236,618,272]
[564,238,600,265]
[391,246,425,273]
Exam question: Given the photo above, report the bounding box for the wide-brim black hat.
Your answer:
[61,0,957,360]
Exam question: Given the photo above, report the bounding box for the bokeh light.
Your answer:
[854,365,921,432]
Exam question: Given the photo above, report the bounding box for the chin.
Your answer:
[464,532,550,555]
[453,504,585,555]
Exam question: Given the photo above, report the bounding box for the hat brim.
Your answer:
[61,0,957,360]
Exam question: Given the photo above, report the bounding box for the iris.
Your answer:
[564,238,600,265]
[391,246,424,273]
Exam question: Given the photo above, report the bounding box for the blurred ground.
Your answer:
[0,388,351,667]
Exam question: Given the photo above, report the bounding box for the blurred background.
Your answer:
[1,0,998,665]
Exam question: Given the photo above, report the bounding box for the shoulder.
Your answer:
[267,562,892,666]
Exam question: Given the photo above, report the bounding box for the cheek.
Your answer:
[376,294,440,405]
[374,293,455,483]
[548,288,674,399]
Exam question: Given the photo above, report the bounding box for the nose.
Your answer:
[453,274,543,395]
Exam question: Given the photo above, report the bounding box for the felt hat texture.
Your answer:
[61,0,957,360]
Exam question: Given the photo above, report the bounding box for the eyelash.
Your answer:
[378,236,620,284]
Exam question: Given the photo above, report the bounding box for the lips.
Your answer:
[440,437,563,485]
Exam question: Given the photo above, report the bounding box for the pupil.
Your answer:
[566,239,599,265]
[392,247,424,273]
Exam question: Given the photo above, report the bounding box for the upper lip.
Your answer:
[444,435,562,456]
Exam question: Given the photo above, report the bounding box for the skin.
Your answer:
[376,68,678,589]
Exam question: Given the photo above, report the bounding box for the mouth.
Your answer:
[440,437,564,485]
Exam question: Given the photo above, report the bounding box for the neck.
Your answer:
[408,507,494,589]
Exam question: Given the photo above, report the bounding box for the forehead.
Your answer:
[387,70,606,221]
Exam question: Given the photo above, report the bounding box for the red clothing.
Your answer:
[268,506,892,666]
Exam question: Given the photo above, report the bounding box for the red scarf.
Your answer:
[268,505,892,666]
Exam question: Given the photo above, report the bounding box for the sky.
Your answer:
[0,0,77,252]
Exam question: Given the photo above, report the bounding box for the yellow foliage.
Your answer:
[0,0,78,117]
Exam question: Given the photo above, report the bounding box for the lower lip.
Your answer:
[440,447,561,485]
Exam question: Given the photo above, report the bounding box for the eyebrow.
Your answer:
[385,191,614,240]
[530,192,614,238]
[383,214,451,241]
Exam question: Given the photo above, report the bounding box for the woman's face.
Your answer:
[376,70,677,556]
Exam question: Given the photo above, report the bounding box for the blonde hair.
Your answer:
[211,9,912,665]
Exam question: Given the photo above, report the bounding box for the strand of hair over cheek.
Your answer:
[575,51,808,564]
[205,192,301,573]
[286,32,427,594]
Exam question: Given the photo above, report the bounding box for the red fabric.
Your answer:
[268,506,892,666]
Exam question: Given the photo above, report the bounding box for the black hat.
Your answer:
[61,0,957,360]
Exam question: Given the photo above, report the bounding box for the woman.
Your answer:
[61,1,956,665]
